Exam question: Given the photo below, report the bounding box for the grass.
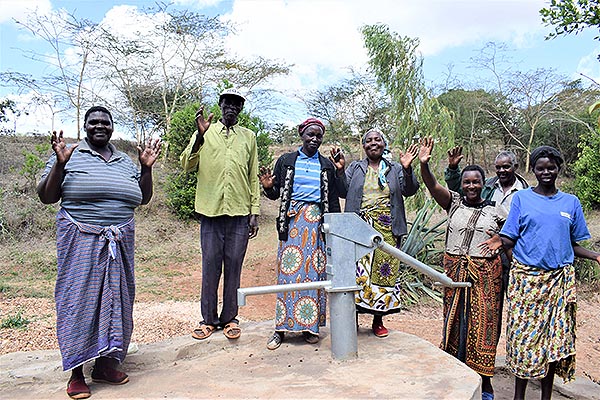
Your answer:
[0,136,598,304]
[0,309,30,329]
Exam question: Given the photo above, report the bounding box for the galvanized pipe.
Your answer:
[375,239,472,288]
[237,280,332,306]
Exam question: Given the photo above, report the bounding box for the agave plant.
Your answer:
[397,197,446,304]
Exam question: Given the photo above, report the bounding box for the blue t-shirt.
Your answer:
[500,187,591,270]
[291,149,321,203]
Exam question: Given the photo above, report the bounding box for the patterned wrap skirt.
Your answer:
[506,261,576,382]
[55,208,136,371]
[441,253,503,376]
[274,201,327,334]
[355,203,403,315]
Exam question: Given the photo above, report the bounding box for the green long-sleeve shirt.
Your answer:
[180,121,260,217]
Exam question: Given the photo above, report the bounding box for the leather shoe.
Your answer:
[91,366,129,385]
[66,376,91,399]
[372,323,389,337]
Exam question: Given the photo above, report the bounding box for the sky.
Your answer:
[1,0,599,137]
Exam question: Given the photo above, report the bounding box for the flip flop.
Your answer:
[191,324,216,340]
[223,322,241,339]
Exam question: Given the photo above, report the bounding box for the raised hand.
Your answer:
[258,166,275,189]
[399,143,419,169]
[447,145,463,169]
[195,106,214,137]
[418,137,435,164]
[138,137,162,168]
[329,146,345,171]
[50,130,78,164]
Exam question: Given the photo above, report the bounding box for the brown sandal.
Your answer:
[191,324,216,340]
[223,322,241,339]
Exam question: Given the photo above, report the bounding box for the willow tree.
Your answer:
[360,24,454,150]
[361,23,454,202]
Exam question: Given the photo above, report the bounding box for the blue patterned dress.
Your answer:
[274,201,327,334]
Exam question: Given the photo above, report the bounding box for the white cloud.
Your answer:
[220,0,551,102]
[0,0,52,24]
[577,46,600,84]
[173,0,224,7]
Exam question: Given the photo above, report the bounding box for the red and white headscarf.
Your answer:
[298,118,325,135]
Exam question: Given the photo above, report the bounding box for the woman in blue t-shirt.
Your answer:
[483,146,600,400]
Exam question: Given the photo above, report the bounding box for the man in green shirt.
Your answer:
[180,88,260,341]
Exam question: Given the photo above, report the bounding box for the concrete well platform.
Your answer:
[1,321,481,399]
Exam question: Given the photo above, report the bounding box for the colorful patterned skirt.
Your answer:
[506,261,576,382]
[441,253,502,377]
[274,201,327,334]
[55,209,136,371]
[355,203,403,315]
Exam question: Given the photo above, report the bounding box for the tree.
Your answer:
[360,23,455,192]
[304,71,391,147]
[4,9,104,138]
[540,0,600,60]
[0,99,18,134]
[437,89,507,167]
[361,24,427,145]
[92,4,290,142]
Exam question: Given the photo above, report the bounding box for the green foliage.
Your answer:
[399,199,447,304]
[163,102,200,163]
[0,98,17,125]
[540,0,600,60]
[361,24,426,143]
[0,309,30,329]
[165,171,198,220]
[573,114,600,210]
[575,254,600,283]
[256,131,273,168]
[20,143,50,190]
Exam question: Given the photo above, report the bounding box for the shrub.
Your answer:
[0,309,30,329]
[399,198,447,304]
[163,102,200,164]
[256,131,273,168]
[165,171,198,220]
[573,129,600,210]
[20,143,50,191]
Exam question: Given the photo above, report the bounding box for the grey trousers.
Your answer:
[200,215,250,327]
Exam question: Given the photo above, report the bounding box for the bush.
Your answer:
[20,143,50,190]
[573,129,600,210]
[165,171,198,220]
[163,103,200,164]
[256,131,273,168]
[0,309,30,329]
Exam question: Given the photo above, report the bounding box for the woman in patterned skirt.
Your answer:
[259,118,346,350]
[344,129,419,337]
[484,146,600,400]
[419,137,505,400]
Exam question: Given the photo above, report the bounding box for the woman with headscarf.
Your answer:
[259,118,346,350]
[344,129,419,337]
[484,145,600,400]
[419,137,505,400]
[37,106,161,399]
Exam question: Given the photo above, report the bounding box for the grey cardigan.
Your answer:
[344,158,419,238]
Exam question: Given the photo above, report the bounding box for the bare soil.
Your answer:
[1,197,599,389]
